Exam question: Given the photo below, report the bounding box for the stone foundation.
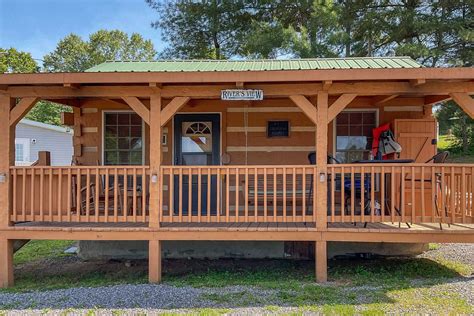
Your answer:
[78,241,428,260]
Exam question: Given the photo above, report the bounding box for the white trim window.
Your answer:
[15,138,31,166]
[335,111,377,163]
[103,112,144,165]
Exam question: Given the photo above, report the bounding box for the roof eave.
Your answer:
[0,67,473,85]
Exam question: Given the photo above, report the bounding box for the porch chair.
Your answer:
[71,161,125,216]
[343,174,372,228]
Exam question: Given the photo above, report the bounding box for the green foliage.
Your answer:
[43,30,157,72]
[150,1,473,63]
[23,29,156,126]
[147,0,261,59]
[0,47,38,73]
[435,101,474,153]
[25,101,72,126]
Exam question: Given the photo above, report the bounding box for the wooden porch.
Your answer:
[1,59,474,288]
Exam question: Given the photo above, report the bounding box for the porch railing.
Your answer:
[9,164,474,226]
[327,164,474,225]
[10,166,150,223]
[159,166,318,223]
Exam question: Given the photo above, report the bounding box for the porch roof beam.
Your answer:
[9,97,39,126]
[289,95,318,125]
[121,97,150,125]
[327,94,357,122]
[450,93,474,118]
[4,81,474,98]
[160,96,191,127]
[161,81,474,98]
[1,67,473,85]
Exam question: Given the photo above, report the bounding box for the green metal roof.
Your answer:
[86,57,422,73]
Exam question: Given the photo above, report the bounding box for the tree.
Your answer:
[43,30,157,72]
[147,0,262,59]
[0,47,38,73]
[26,102,72,126]
[272,0,340,58]
[435,101,474,154]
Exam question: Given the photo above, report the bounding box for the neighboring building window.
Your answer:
[335,111,377,163]
[15,138,30,165]
[104,112,143,165]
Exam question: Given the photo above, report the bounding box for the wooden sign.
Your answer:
[221,89,263,101]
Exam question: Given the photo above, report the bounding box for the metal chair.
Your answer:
[344,175,372,228]
[426,151,450,229]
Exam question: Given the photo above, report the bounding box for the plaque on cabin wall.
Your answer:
[267,121,290,138]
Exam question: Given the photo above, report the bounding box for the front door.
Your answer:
[173,114,220,215]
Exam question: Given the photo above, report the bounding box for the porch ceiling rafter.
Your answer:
[160,96,191,127]
[450,92,474,118]
[289,95,318,125]
[327,94,358,122]
[424,95,451,106]
[9,97,39,126]
[121,97,150,125]
[372,94,399,106]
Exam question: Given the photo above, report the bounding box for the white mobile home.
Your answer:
[15,119,73,166]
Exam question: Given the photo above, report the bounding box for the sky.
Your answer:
[0,0,164,62]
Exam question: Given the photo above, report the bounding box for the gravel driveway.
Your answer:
[1,243,472,315]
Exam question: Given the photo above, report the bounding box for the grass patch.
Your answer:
[159,309,231,316]
[9,269,147,293]
[165,257,467,290]
[14,240,74,265]
[165,260,312,290]
[201,291,264,306]
[5,241,147,293]
[4,242,472,313]
[438,135,474,163]
[331,257,469,287]
[428,243,440,250]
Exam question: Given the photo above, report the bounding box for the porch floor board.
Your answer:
[11,221,474,233]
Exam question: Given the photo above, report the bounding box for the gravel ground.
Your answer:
[418,243,474,267]
[1,243,472,315]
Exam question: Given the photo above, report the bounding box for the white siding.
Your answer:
[16,123,73,166]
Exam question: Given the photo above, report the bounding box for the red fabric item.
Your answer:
[371,123,391,157]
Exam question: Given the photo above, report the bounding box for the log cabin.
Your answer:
[0,57,473,287]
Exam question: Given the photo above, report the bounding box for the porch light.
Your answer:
[319,172,326,183]
[151,174,158,183]
[0,173,6,183]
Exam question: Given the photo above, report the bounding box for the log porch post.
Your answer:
[0,94,15,288]
[315,91,328,231]
[149,240,162,283]
[0,94,15,229]
[0,238,14,288]
[149,92,162,228]
[315,241,328,283]
[315,91,329,283]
